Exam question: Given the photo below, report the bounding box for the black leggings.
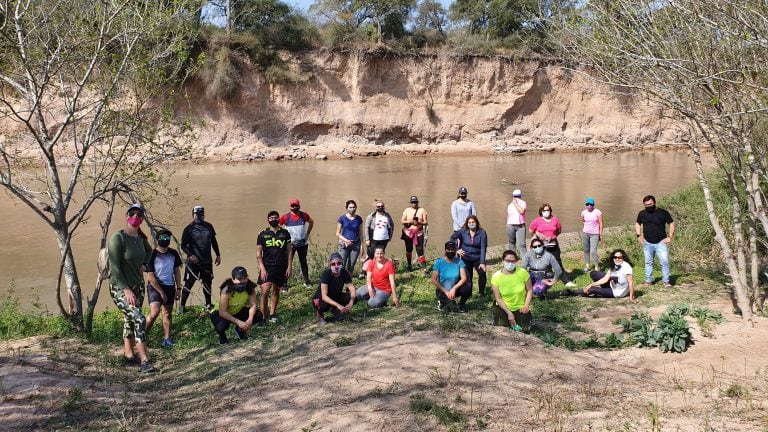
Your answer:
[366,239,390,260]
[586,271,615,297]
[182,261,213,307]
[291,244,310,283]
[462,257,487,295]
[436,283,471,307]
[210,308,262,337]
[402,234,425,256]
[313,292,352,315]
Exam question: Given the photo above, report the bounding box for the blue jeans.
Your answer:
[643,241,670,283]
[338,242,361,274]
[355,286,390,308]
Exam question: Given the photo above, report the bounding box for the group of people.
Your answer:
[106,189,674,372]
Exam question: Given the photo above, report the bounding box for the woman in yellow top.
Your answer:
[210,266,261,344]
[490,250,533,333]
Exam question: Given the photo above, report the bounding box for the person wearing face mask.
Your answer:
[450,215,488,296]
[635,195,675,287]
[280,199,314,289]
[431,242,469,312]
[257,210,293,323]
[521,238,563,300]
[180,205,222,314]
[580,197,604,273]
[506,189,527,259]
[312,253,357,325]
[107,203,156,373]
[336,200,364,275]
[210,266,260,344]
[529,203,576,287]
[451,187,477,235]
[400,195,429,272]
[144,228,183,347]
[569,249,635,301]
[364,200,394,262]
[490,250,533,333]
[356,246,400,308]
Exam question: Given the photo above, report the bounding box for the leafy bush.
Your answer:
[620,305,693,353]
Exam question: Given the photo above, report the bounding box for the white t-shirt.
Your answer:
[610,262,633,298]
[581,208,603,234]
[506,198,526,225]
[372,213,390,241]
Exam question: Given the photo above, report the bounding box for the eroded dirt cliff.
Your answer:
[186,49,685,161]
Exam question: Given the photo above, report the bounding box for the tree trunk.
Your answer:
[55,228,84,329]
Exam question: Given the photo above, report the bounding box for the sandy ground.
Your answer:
[2,298,767,431]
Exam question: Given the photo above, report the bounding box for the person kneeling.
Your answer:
[355,246,400,308]
[313,253,356,325]
[490,250,533,333]
[431,241,469,313]
[210,266,262,344]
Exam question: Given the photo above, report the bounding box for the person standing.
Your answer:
[144,228,183,347]
[107,203,156,373]
[506,189,527,259]
[364,200,395,261]
[580,198,604,272]
[280,199,314,288]
[336,200,364,275]
[257,210,293,323]
[451,187,477,234]
[451,215,488,296]
[180,205,221,313]
[635,195,675,287]
[400,195,429,272]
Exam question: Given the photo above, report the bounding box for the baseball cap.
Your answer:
[328,252,343,263]
[192,205,204,214]
[289,199,300,206]
[231,266,248,280]
[155,228,172,239]
[127,203,145,214]
[512,189,522,197]
[458,187,468,194]
[585,198,595,205]
[444,241,457,250]
[409,195,419,203]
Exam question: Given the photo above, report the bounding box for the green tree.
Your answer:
[0,0,196,331]
[553,0,768,322]
[310,0,415,44]
[450,0,536,38]
[414,0,448,35]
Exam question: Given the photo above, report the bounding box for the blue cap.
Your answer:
[585,198,595,205]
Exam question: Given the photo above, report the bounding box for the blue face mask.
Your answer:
[533,247,544,255]
[503,261,516,271]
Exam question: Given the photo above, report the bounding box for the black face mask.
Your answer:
[233,282,247,292]
[645,205,656,213]
[445,251,456,259]
[376,208,385,213]
[291,207,300,213]
[613,263,623,271]
[268,219,279,228]
[158,239,171,248]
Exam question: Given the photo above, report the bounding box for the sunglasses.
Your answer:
[330,262,343,267]
[128,210,144,218]
[376,206,385,210]
[613,255,624,259]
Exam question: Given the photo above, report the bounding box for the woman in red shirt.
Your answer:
[355,246,400,308]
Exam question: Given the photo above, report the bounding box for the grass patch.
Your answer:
[409,393,466,426]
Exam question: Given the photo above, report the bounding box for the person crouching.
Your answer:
[210,266,262,344]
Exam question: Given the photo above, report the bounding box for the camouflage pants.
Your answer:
[109,284,147,343]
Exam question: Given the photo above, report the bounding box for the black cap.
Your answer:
[458,187,468,194]
[409,195,419,203]
[155,228,172,239]
[444,241,457,250]
[231,266,248,279]
[193,205,204,214]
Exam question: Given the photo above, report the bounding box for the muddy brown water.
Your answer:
[2,150,701,311]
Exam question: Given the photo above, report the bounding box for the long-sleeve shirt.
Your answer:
[181,221,220,263]
[450,199,477,231]
[108,230,152,289]
[450,228,487,264]
[521,251,562,281]
[364,211,394,242]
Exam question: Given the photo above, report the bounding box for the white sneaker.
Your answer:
[565,281,577,288]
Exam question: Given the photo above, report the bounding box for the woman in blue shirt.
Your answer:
[336,200,364,275]
[431,241,469,312]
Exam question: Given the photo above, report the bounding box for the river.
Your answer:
[1,150,699,311]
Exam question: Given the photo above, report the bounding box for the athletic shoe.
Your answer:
[317,316,327,326]
[456,304,468,313]
[233,326,247,340]
[663,282,673,288]
[437,301,445,311]
[218,333,229,344]
[304,281,312,289]
[204,304,213,314]
[268,315,279,323]
[161,338,174,348]
[583,267,590,273]
[565,281,577,288]
[281,286,289,293]
[140,361,157,374]
[122,356,140,366]
[333,312,346,322]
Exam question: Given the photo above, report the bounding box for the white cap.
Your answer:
[512,189,522,197]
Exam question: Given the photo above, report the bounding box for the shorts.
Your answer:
[258,264,288,288]
[147,282,175,306]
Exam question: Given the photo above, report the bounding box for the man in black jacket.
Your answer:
[180,205,221,312]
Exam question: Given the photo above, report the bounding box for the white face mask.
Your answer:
[467,223,477,230]
[542,210,551,218]
[503,261,516,271]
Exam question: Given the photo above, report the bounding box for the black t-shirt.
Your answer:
[257,227,292,267]
[181,221,219,262]
[636,208,674,243]
[313,268,353,301]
